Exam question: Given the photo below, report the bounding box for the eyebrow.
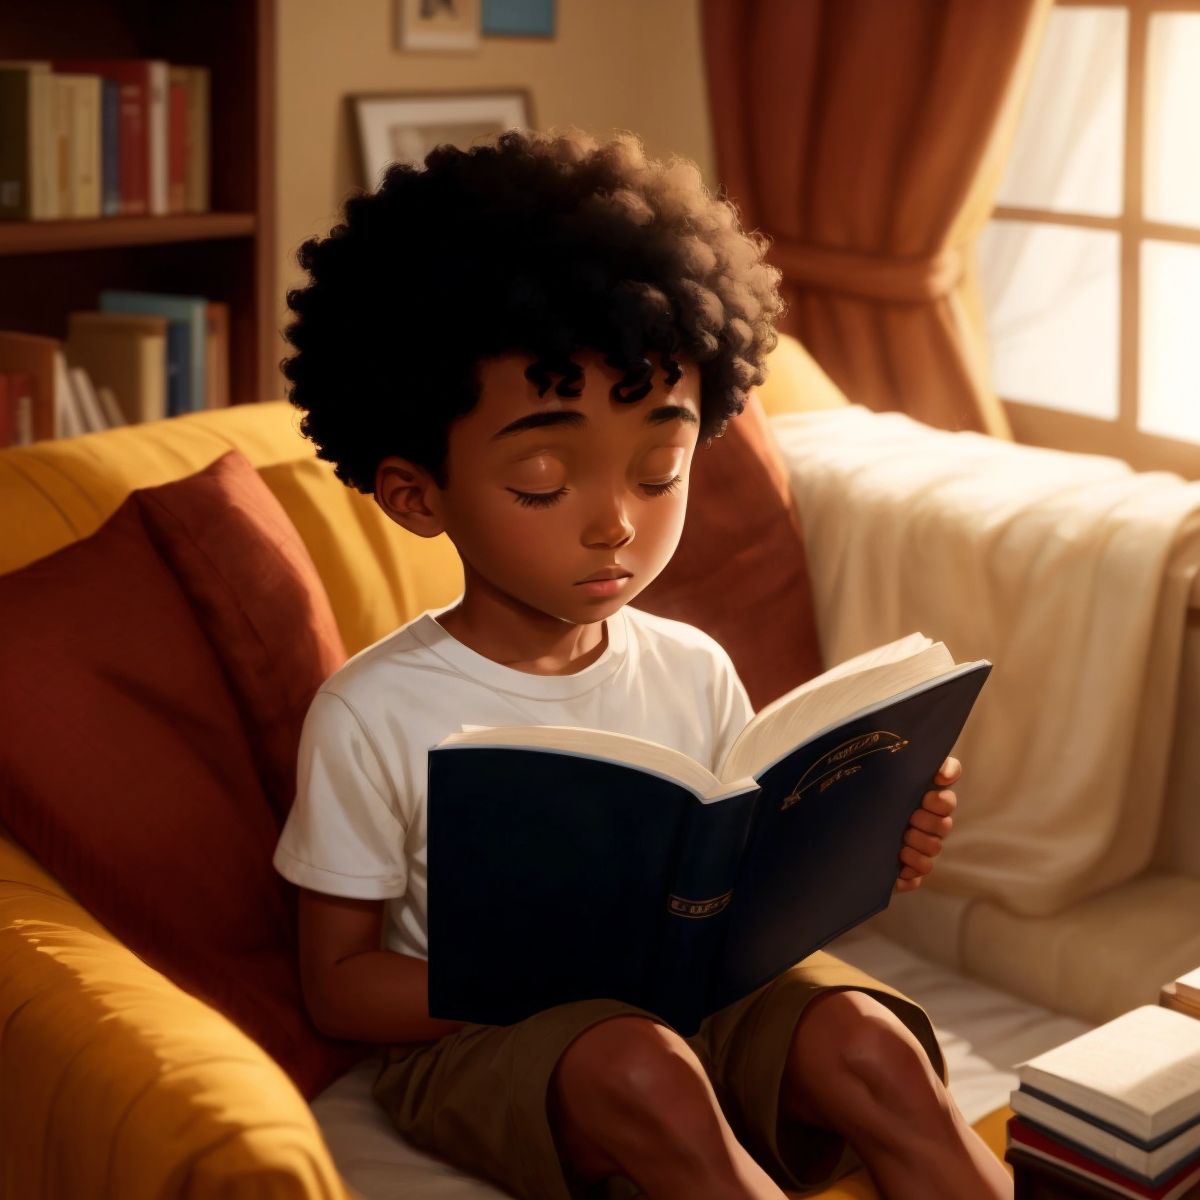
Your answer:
[490,404,699,441]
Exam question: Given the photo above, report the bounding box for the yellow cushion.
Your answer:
[0,400,463,654]
[0,830,350,1199]
[757,331,850,417]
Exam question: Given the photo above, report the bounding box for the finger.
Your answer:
[934,756,962,785]
[904,828,942,856]
[900,845,935,873]
[909,808,954,836]
[922,789,957,816]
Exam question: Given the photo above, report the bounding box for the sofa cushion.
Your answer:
[636,390,824,709]
[136,449,347,824]
[0,459,365,1100]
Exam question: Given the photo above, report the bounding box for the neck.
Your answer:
[436,568,609,675]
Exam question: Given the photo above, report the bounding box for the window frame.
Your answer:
[991,0,1200,479]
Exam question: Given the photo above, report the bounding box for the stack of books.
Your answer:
[1005,1004,1200,1200]
[0,58,210,220]
[0,289,229,446]
[1163,969,1200,1023]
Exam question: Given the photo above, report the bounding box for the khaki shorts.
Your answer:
[371,949,948,1200]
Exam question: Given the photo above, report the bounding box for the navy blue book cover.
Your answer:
[427,660,991,1033]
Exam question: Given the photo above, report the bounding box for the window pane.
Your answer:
[1144,14,1200,229]
[994,6,1125,218]
[1139,240,1200,443]
[977,219,1119,419]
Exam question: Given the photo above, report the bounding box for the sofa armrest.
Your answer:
[0,830,349,1200]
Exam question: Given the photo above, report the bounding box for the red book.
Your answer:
[0,374,10,448]
[168,78,186,213]
[0,370,34,448]
[51,59,168,216]
[1008,1116,1200,1200]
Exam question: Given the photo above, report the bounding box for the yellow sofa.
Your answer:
[0,333,1012,1198]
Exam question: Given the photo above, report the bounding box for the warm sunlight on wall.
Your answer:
[273,0,714,392]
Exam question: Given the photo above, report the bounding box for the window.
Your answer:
[978,1,1200,478]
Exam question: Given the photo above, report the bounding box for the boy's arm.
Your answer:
[298,886,466,1044]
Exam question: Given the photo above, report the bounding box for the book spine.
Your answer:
[101,80,119,216]
[167,79,186,213]
[165,322,187,417]
[643,788,760,1034]
[0,71,31,219]
[148,62,167,215]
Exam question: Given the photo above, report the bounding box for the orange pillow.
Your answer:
[636,390,824,709]
[0,461,364,1100]
[137,450,347,824]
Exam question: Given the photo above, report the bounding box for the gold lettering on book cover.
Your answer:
[780,731,910,811]
[667,891,733,919]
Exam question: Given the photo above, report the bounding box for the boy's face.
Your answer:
[377,348,701,628]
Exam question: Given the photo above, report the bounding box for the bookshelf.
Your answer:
[0,0,277,411]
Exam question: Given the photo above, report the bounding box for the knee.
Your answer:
[794,992,947,1121]
[829,996,948,1118]
[552,1016,715,1138]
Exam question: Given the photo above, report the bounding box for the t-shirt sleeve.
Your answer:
[707,643,756,775]
[273,689,408,899]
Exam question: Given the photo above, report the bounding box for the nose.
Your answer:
[582,486,635,549]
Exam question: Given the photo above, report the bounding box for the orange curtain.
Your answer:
[701,0,1055,437]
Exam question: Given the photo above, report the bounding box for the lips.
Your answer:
[575,567,633,584]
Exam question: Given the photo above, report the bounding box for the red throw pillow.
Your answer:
[0,467,363,1100]
[637,390,824,710]
[136,449,347,826]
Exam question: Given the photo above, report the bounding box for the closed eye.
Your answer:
[641,475,683,497]
[506,475,683,508]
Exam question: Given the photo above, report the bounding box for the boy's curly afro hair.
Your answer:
[280,125,786,493]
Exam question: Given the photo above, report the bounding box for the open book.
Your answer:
[426,633,992,1033]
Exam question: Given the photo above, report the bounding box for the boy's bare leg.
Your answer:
[780,990,1013,1200]
[549,1015,787,1200]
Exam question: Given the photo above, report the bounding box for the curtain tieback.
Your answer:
[766,238,964,304]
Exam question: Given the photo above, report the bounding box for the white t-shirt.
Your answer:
[272,598,755,960]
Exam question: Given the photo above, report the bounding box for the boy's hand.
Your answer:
[894,756,960,894]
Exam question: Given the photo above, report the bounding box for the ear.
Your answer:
[374,456,446,538]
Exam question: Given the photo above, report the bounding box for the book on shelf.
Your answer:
[66,312,169,425]
[1008,1005,1200,1187]
[0,371,34,448]
[0,330,76,440]
[52,58,167,216]
[100,290,207,415]
[427,633,992,1033]
[1007,1117,1200,1200]
[0,58,209,221]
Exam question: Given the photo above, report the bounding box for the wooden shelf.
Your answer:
[0,213,257,256]
[0,0,276,409]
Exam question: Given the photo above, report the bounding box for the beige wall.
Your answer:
[273,0,715,393]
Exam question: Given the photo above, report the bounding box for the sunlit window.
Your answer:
[978,2,1200,477]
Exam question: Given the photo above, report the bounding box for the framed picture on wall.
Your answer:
[396,0,482,51]
[482,0,555,38]
[351,88,534,191]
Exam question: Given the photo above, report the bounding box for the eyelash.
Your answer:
[509,475,683,508]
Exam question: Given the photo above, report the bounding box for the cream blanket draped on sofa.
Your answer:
[768,405,1200,918]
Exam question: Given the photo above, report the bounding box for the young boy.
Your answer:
[272,128,1011,1200]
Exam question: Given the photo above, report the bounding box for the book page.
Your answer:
[1015,1006,1200,1135]
[718,638,955,781]
[439,724,756,802]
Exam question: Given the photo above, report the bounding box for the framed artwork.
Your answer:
[396,0,482,51]
[482,0,555,38]
[351,89,534,191]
